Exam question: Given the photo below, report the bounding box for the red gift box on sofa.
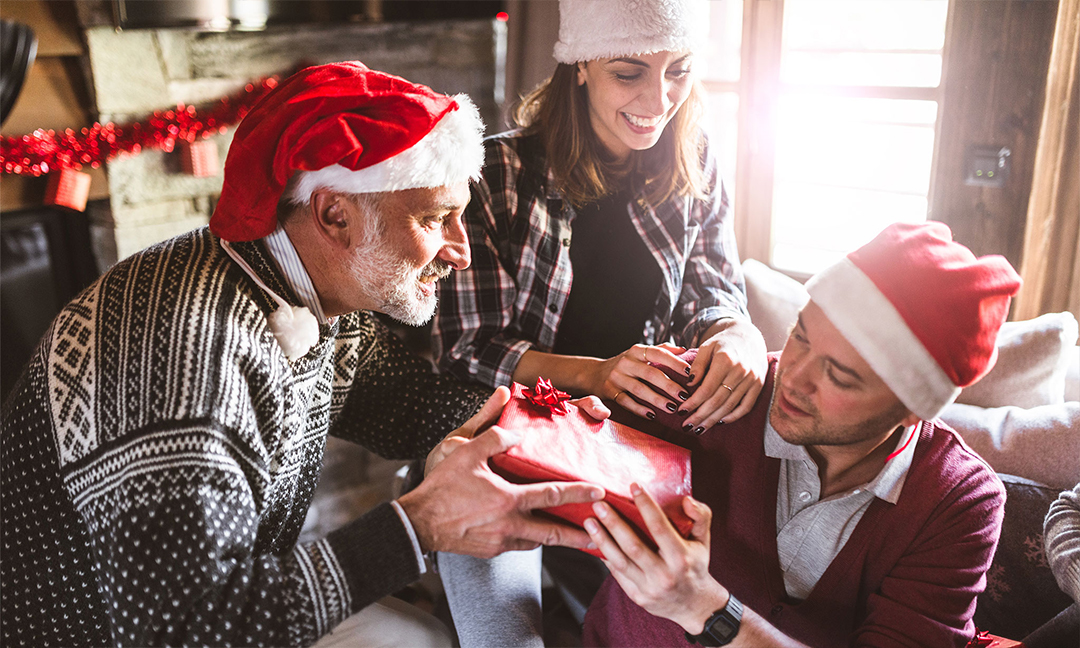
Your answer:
[490,379,693,557]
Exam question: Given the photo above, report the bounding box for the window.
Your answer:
[703,0,950,276]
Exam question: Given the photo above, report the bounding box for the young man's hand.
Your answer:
[584,485,728,635]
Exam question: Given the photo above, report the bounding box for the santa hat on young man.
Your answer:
[553,0,709,64]
[209,61,485,242]
[805,222,1022,421]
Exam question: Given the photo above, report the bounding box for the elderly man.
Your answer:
[0,62,607,647]
[583,222,1021,647]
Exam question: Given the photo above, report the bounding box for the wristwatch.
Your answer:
[685,594,743,646]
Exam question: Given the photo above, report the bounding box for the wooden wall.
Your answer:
[0,1,109,213]
[932,0,1060,269]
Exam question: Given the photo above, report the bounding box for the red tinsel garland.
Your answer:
[1,75,280,177]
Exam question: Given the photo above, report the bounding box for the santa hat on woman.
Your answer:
[210,61,485,242]
[805,221,1022,421]
[553,0,710,64]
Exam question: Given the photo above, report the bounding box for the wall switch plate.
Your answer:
[964,145,1011,187]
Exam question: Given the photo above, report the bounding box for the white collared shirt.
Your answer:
[764,399,919,600]
[263,227,334,325]
[262,227,427,575]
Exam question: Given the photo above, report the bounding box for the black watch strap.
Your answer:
[685,594,744,646]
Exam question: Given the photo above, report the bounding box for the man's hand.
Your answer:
[424,387,611,476]
[681,318,767,432]
[584,484,728,635]
[400,420,606,558]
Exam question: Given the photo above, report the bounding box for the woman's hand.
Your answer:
[680,318,767,432]
[584,485,729,635]
[588,343,691,421]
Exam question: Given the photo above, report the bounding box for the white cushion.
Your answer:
[743,259,808,352]
[1065,345,1079,402]
[940,402,1080,490]
[957,312,1079,409]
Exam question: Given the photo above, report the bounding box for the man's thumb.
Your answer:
[462,386,512,438]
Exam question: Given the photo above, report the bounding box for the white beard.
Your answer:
[349,236,451,327]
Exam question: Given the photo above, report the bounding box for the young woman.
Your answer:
[431,3,768,646]
[433,0,766,434]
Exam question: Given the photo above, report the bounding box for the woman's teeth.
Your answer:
[623,113,660,128]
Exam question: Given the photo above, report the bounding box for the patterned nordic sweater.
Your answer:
[0,227,487,647]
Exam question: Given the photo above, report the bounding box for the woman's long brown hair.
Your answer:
[513,62,708,207]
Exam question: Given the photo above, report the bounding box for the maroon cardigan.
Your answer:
[584,357,1005,647]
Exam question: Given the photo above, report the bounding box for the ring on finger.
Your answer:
[642,348,649,363]
[721,384,734,393]
[613,391,624,402]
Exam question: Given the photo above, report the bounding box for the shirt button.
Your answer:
[548,303,559,313]
[562,237,571,247]
[798,491,812,503]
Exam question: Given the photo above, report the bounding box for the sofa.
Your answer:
[744,259,1080,644]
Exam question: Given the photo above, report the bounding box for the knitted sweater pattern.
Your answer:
[1,227,487,647]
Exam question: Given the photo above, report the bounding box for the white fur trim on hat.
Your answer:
[553,0,709,63]
[805,257,962,421]
[290,94,484,203]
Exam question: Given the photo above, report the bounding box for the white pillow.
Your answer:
[940,402,1080,490]
[743,259,808,352]
[957,312,1079,409]
[1065,345,1079,402]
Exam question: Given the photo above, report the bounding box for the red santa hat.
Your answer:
[804,221,1022,421]
[210,61,485,242]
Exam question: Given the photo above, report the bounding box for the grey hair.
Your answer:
[276,171,387,242]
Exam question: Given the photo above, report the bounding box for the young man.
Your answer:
[584,222,1021,647]
[0,62,608,647]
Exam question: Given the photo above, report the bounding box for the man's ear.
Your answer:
[308,189,352,248]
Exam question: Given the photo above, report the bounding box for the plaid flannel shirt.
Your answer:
[433,130,748,388]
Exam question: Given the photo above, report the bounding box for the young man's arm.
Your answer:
[584,485,808,647]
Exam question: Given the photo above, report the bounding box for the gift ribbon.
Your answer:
[522,377,571,415]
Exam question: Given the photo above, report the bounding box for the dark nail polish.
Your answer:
[688,374,695,383]
[716,420,725,425]
[682,424,694,433]
[694,426,705,435]
[684,366,691,375]
[677,409,688,416]
[679,391,689,401]
[646,411,656,420]
[665,402,678,412]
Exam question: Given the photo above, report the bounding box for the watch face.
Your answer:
[706,615,739,642]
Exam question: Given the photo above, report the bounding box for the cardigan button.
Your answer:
[548,303,559,313]
[562,237,571,247]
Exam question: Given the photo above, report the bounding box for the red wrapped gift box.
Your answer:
[180,139,220,177]
[967,630,1024,648]
[44,168,92,212]
[490,380,693,557]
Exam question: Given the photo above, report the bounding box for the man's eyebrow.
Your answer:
[796,314,865,383]
[420,202,463,215]
[827,357,864,383]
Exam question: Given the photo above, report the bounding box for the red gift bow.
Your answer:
[967,629,994,647]
[522,377,571,415]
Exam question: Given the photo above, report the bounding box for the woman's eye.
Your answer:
[614,73,641,82]
[668,68,691,79]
